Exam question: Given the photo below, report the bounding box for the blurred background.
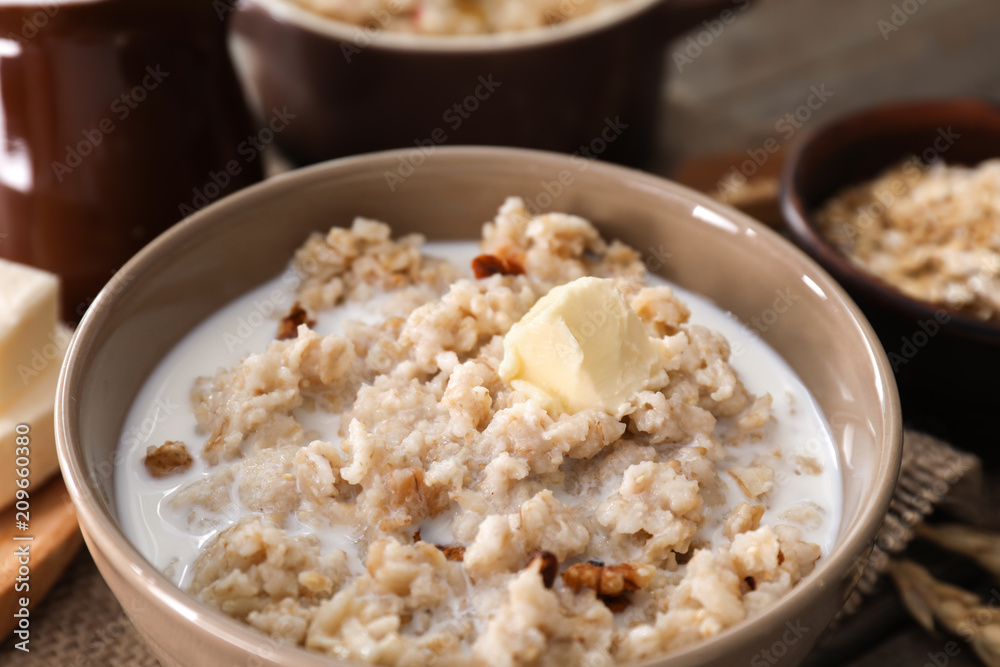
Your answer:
[658,0,1000,171]
[2,0,1000,665]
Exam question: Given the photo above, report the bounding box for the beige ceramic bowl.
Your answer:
[56,147,901,667]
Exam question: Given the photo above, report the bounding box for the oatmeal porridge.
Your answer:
[814,158,1000,323]
[285,0,627,35]
[117,198,842,666]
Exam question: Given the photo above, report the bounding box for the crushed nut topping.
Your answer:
[601,595,631,613]
[277,302,316,340]
[143,441,193,478]
[436,545,466,562]
[527,551,559,589]
[563,561,654,605]
[471,253,524,279]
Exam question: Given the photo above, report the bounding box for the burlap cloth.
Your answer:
[0,429,985,666]
[0,550,159,667]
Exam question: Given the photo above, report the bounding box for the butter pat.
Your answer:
[0,259,60,411]
[0,324,70,510]
[499,277,657,414]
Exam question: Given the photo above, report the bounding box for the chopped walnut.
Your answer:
[728,465,775,498]
[276,302,316,340]
[436,545,466,562]
[471,254,524,279]
[527,551,558,589]
[563,561,654,599]
[144,441,193,478]
[601,595,631,613]
[722,502,765,540]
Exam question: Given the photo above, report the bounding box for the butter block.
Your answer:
[499,277,656,414]
[0,259,60,411]
[0,324,70,510]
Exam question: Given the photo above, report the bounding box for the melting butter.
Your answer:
[498,277,657,414]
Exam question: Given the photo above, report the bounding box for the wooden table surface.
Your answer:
[4,0,1000,665]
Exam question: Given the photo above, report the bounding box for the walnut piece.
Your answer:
[276,302,316,340]
[436,545,466,562]
[527,551,558,589]
[144,441,193,478]
[471,254,524,279]
[563,561,654,601]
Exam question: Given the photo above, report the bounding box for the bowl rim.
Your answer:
[56,145,902,666]
[780,96,1000,346]
[238,0,666,53]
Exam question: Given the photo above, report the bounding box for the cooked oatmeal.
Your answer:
[118,198,840,666]
[815,158,1000,323]
[286,0,626,35]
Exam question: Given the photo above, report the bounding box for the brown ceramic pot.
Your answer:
[229,0,745,167]
[781,98,1000,461]
[0,0,262,321]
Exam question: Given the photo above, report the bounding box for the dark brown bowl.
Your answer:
[228,0,744,167]
[781,98,1000,459]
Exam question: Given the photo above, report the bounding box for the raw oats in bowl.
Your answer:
[813,158,1000,326]
[56,147,900,667]
[781,97,1000,458]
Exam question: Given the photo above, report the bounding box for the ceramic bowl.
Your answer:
[57,146,901,667]
[228,0,747,166]
[781,97,1000,460]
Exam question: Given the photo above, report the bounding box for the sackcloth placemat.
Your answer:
[0,429,982,666]
[0,550,159,666]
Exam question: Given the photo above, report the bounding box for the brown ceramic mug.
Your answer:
[229,0,746,167]
[0,0,263,321]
